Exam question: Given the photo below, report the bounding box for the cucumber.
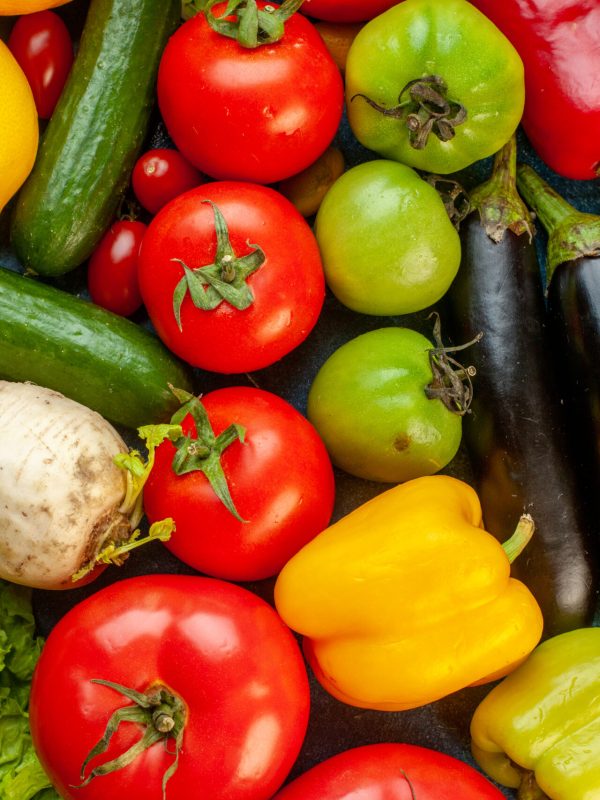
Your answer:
[0,267,194,428]
[11,0,179,276]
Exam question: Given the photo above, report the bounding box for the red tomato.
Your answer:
[144,387,335,581]
[301,0,397,22]
[137,182,325,373]
[30,574,310,800]
[273,744,505,799]
[157,3,344,183]
[132,149,204,215]
[8,10,73,119]
[87,220,146,317]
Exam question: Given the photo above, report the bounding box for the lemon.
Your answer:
[0,40,38,213]
[0,1,71,13]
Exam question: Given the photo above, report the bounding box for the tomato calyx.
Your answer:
[423,174,471,229]
[204,0,306,48]
[76,679,186,800]
[169,386,247,522]
[352,75,467,150]
[424,313,482,415]
[172,200,265,329]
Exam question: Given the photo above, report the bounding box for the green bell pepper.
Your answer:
[470,627,600,799]
[345,0,525,174]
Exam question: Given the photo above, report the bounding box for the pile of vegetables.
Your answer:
[0,0,599,798]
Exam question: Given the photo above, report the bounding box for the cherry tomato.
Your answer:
[144,387,335,581]
[273,744,505,799]
[87,220,146,317]
[8,10,73,119]
[301,0,397,22]
[132,148,204,215]
[30,574,310,800]
[157,2,344,183]
[137,182,325,373]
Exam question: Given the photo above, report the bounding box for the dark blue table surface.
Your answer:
[1,4,599,797]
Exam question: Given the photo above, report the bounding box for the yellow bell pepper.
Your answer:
[471,628,600,800]
[274,475,543,711]
[0,1,72,14]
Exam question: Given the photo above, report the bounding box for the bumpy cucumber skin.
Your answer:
[0,268,194,428]
[11,0,180,276]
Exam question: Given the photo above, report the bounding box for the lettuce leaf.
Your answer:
[0,582,59,800]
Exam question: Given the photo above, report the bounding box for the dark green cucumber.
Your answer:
[11,0,179,276]
[0,267,194,428]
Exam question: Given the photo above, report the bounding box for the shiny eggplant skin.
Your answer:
[446,214,599,636]
[548,258,600,489]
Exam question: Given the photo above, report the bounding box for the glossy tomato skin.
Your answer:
[144,387,336,581]
[307,328,463,483]
[301,0,397,22]
[273,743,505,799]
[8,10,73,119]
[132,148,204,215]
[30,574,310,800]
[87,220,146,316]
[314,160,461,315]
[157,4,344,183]
[137,182,325,373]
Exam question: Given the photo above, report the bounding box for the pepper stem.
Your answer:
[469,136,533,243]
[352,75,467,150]
[517,770,551,799]
[517,164,600,283]
[502,514,535,564]
[204,0,305,48]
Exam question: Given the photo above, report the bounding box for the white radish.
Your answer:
[0,381,131,589]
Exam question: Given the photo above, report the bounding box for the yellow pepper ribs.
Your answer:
[470,628,600,800]
[274,475,543,711]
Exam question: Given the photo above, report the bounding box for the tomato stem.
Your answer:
[351,75,467,150]
[424,312,482,415]
[169,387,247,522]
[204,0,305,48]
[75,681,186,800]
[400,769,417,799]
[422,174,470,228]
[171,200,264,328]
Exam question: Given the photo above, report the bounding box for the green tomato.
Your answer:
[314,160,461,315]
[307,327,463,483]
[345,0,525,174]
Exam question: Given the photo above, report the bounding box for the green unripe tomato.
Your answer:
[314,160,461,315]
[345,0,524,174]
[307,327,463,483]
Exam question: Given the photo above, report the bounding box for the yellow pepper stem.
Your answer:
[517,770,550,799]
[501,514,535,564]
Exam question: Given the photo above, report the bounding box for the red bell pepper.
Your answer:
[470,0,600,179]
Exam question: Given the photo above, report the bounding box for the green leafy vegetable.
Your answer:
[0,581,58,800]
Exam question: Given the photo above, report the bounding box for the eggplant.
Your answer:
[445,138,598,636]
[517,165,600,499]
